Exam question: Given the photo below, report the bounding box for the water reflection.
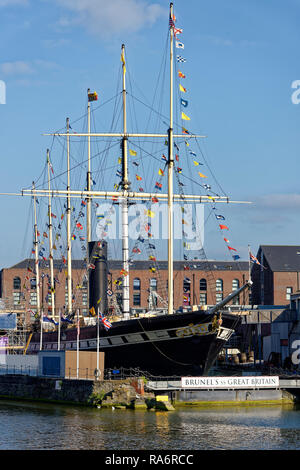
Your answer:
[0,401,300,450]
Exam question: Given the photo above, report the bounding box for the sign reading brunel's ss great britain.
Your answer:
[181,376,280,389]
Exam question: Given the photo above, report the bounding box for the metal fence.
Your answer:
[1,363,299,382]
[102,367,181,382]
[65,367,100,380]
[0,364,38,377]
[0,364,179,381]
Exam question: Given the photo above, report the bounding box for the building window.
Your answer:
[183,277,190,291]
[82,292,88,306]
[30,277,37,290]
[82,276,88,290]
[150,278,157,291]
[232,279,240,305]
[199,293,207,306]
[149,279,157,307]
[13,277,21,290]
[133,278,141,290]
[216,279,223,292]
[133,293,141,306]
[30,292,37,306]
[200,278,207,291]
[286,287,293,300]
[216,292,223,303]
[13,292,21,305]
[183,277,191,306]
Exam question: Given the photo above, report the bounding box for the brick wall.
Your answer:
[0,261,249,316]
[273,272,300,305]
[111,267,249,310]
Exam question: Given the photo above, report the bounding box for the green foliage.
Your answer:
[89,391,106,406]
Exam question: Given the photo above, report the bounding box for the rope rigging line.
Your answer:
[20,7,252,322]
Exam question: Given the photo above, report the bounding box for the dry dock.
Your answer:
[0,374,299,408]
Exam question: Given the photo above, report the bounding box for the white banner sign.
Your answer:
[181,376,279,389]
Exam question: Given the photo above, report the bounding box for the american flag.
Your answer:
[169,15,175,28]
[177,55,186,63]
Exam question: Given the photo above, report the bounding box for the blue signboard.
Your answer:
[0,314,17,330]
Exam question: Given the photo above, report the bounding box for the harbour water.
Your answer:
[1,400,300,450]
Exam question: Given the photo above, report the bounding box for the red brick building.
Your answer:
[0,258,250,320]
[251,245,300,305]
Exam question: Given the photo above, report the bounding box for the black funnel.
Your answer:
[88,240,108,315]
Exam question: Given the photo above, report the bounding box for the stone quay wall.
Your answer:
[0,375,153,408]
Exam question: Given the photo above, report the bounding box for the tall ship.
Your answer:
[9,3,252,376]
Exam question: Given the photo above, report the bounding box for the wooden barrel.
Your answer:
[233,354,239,364]
[240,352,247,363]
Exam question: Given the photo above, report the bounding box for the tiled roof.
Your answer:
[260,245,300,272]
[6,258,249,272]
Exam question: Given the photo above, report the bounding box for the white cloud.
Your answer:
[42,38,70,48]
[0,61,34,75]
[237,193,300,226]
[33,59,60,70]
[54,0,165,37]
[0,59,60,76]
[199,34,261,48]
[255,193,300,210]
[204,35,234,47]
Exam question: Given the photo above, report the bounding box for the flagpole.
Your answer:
[76,308,79,379]
[58,308,61,351]
[40,309,43,351]
[248,244,251,282]
[97,308,100,373]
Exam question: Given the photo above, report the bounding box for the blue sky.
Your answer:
[0,0,300,268]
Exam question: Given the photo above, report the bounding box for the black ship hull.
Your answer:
[29,310,240,376]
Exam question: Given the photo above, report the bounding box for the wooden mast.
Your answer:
[121,44,130,320]
[86,89,92,315]
[66,117,72,315]
[47,149,55,319]
[167,2,174,315]
[32,181,42,349]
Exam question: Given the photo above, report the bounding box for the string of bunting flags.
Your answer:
[23,13,248,317]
